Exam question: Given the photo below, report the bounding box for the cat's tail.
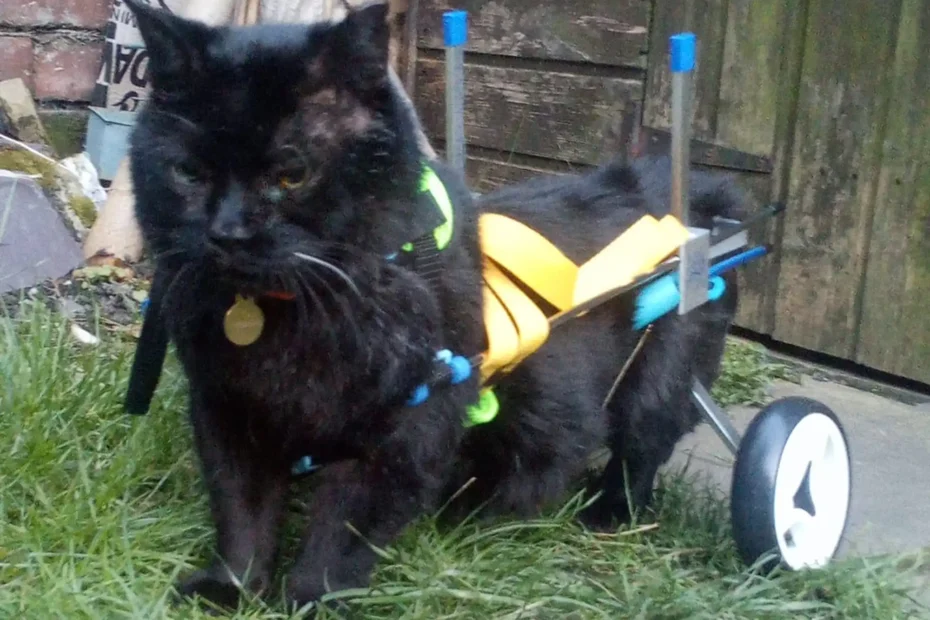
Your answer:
[597,154,749,231]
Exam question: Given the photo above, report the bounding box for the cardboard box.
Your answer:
[91,0,188,112]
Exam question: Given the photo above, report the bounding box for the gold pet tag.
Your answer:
[224,295,265,346]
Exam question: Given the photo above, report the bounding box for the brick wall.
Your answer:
[0,0,111,154]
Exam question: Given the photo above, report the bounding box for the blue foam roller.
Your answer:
[633,273,680,330]
[633,273,728,330]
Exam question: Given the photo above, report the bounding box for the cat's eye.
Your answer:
[277,167,308,190]
[172,162,204,185]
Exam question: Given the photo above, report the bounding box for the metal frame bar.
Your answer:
[443,11,467,175]
[668,32,744,453]
[691,378,742,455]
[670,70,691,226]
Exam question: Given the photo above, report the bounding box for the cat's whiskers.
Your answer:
[159,262,194,332]
[283,271,314,341]
[301,266,367,355]
[293,271,339,345]
[150,247,187,263]
[162,262,193,303]
[150,107,198,131]
[292,252,362,298]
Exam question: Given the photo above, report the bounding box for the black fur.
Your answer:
[466,158,743,526]
[125,0,743,609]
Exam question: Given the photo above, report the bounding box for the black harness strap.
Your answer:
[125,267,170,415]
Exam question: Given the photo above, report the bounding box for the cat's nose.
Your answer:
[209,182,256,246]
[208,219,255,245]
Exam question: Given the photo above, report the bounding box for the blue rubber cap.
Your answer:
[407,384,430,407]
[448,355,472,384]
[670,32,696,73]
[443,10,468,47]
[140,297,150,315]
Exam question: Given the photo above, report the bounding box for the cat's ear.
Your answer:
[337,2,391,75]
[124,0,208,85]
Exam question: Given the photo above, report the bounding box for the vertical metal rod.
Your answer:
[691,378,742,456]
[670,33,696,227]
[443,10,467,175]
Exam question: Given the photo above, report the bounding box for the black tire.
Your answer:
[730,397,851,571]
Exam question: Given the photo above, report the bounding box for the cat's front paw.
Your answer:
[284,572,358,613]
[174,568,243,610]
[284,577,325,609]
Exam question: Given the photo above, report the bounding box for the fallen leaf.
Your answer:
[70,323,99,346]
[85,254,131,270]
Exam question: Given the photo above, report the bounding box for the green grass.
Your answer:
[714,339,797,407]
[0,301,922,619]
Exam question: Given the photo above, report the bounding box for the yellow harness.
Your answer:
[478,212,689,383]
[418,165,690,425]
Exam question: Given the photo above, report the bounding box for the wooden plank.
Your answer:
[416,0,649,68]
[771,0,903,359]
[855,0,930,382]
[711,1,801,334]
[641,0,729,140]
[434,146,577,192]
[465,155,574,193]
[761,0,812,335]
[722,171,775,334]
[415,57,643,165]
[388,0,408,74]
[715,1,787,157]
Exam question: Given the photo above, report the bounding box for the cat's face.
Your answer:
[126,0,418,287]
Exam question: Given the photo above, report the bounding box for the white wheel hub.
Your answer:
[772,412,850,569]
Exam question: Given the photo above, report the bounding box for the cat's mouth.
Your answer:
[198,233,365,304]
[203,245,290,291]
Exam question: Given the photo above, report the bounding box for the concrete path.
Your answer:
[666,376,930,560]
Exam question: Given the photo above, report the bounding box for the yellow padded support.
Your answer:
[574,215,690,306]
[474,212,690,384]
[480,261,551,382]
[479,213,578,311]
[479,275,521,384]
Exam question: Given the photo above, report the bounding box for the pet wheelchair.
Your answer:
[431,14,852,572]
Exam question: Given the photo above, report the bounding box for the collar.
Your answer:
[261,290,297,301]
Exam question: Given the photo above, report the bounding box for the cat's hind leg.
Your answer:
[580,310,731,530]
[447,373,609,521]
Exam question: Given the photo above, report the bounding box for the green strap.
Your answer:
[465,388,499,426]
[406,165,499,427]
[419,166,454,250]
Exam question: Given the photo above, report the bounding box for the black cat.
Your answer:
[125,0,743,609]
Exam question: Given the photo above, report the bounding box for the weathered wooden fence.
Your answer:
[402,0,930,385]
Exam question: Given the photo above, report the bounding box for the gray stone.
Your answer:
[0,174,83,294]
[0,78,50,147]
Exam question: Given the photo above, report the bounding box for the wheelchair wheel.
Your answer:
[730,397,851,571]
